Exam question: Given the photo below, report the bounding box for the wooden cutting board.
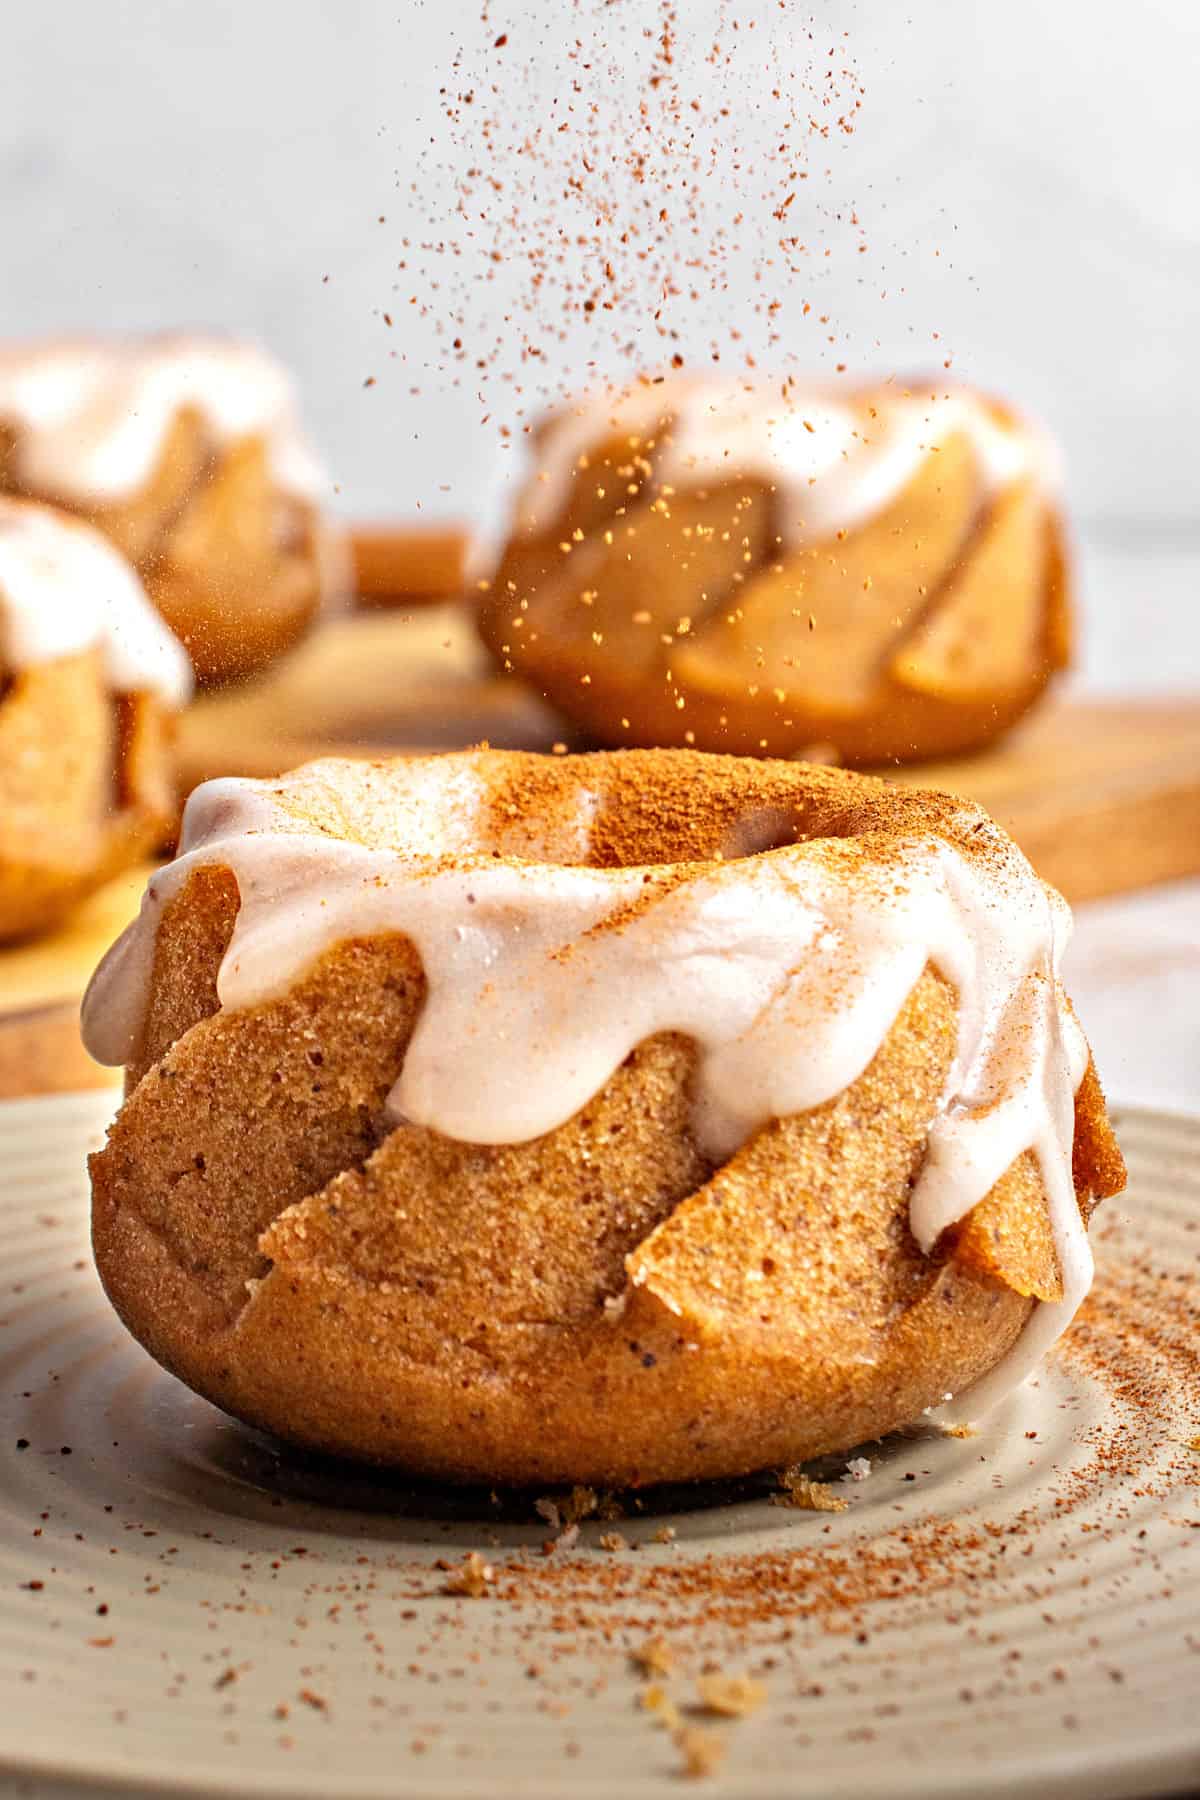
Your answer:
[4,604,1199,1099]
[890,694,1200,903]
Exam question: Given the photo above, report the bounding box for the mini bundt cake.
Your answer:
[479,378,1073,764]
[0,498,191,941]
[0,335,347,683]
[82,749,1123,1484]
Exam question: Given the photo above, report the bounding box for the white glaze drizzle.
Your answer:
[514,378,1060,545]
[0,499,192,706]
[80,754,1093,1417]
[0,336,327,504]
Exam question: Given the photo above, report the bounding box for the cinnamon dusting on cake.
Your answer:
[82,745,1125,1442]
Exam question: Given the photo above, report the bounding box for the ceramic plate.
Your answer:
[0,1093,1197,1800]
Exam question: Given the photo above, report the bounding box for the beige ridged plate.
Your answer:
[0,1095,1197,1800]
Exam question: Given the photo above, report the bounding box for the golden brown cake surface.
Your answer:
[84,749,1123,1483]
[479,378,1073,764]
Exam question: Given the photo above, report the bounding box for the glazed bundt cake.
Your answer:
[479,378,1072,764]
[82,749,1123,1483]
[0,334,347,683]
[0,498,191,942]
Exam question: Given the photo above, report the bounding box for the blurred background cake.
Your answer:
[478,377,1070,764]
[0,497,190,940]
[0,335,347,683]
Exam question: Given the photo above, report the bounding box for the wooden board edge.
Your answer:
[0,1000,120,1101]
[1006,776,1200,904]
[350,523,473,606]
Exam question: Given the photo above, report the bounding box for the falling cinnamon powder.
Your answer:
[402,1,867,437]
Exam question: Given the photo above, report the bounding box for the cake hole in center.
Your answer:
[719,806,806,861]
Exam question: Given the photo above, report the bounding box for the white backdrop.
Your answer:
[2,0,1198,681]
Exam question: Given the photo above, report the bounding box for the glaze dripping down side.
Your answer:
[81,754,1093,1419]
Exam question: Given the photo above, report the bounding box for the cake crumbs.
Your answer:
[674,1725,726,1780]
[695,1672,767,1718]
[439,1552,496,1597]
[640,1683,682,1730]
[630,1636,676,1677]
[772,1469,848,1513]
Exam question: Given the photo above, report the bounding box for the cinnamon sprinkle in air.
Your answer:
[400,2,869,436]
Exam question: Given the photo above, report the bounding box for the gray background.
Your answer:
[1,0,1198,687]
